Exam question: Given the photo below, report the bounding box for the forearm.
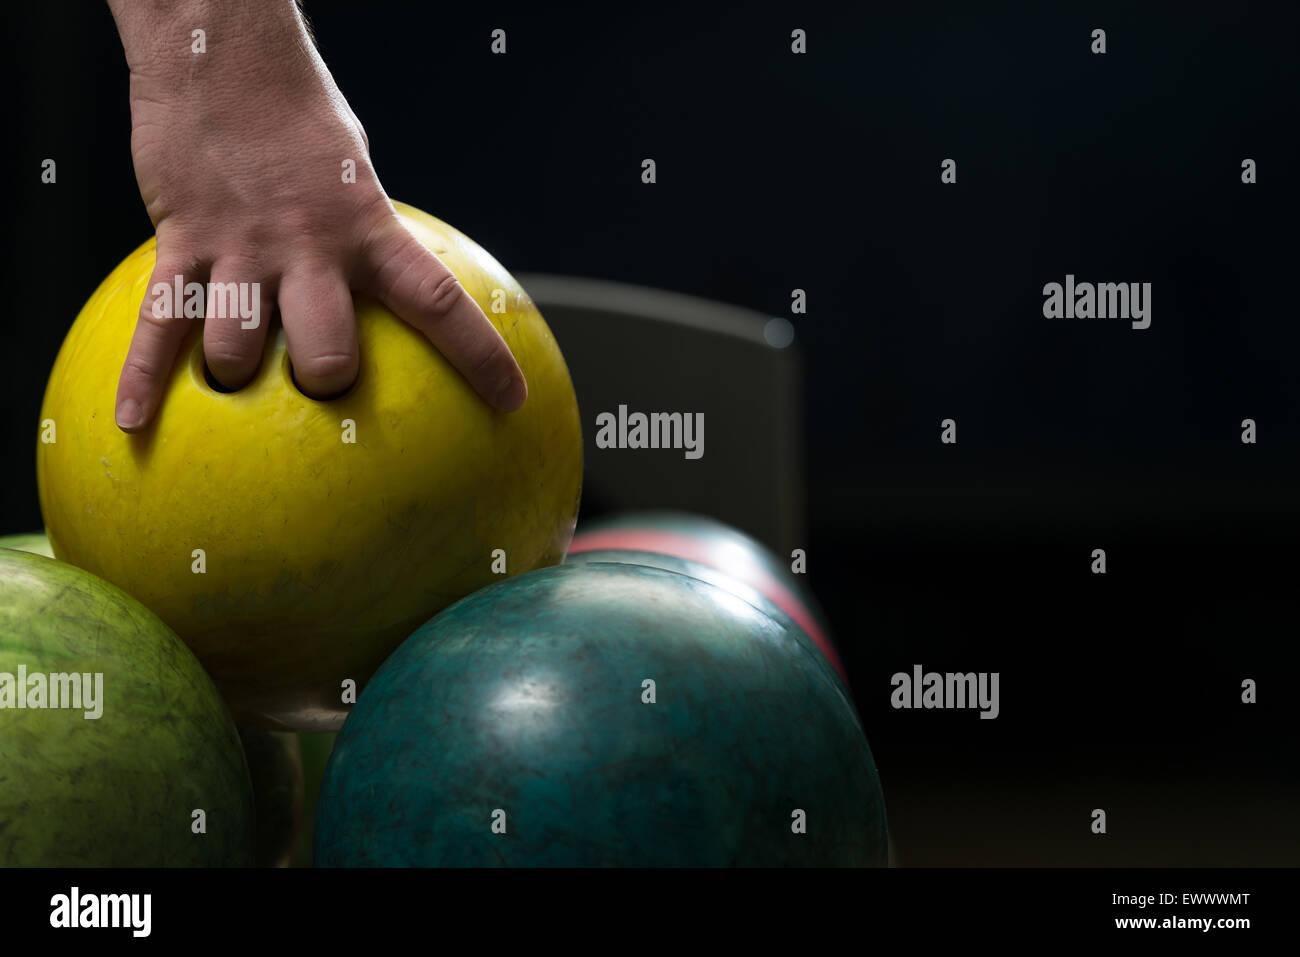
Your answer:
[106,0,319,98]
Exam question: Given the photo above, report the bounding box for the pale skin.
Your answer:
[106,0,527,432]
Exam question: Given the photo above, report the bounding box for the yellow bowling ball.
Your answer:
[38,203,583,731]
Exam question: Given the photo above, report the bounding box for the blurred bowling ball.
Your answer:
[237,726,304,867]
[0,531,53,558]
[291,731,337,867]
[570,512,845,682]
[565,547,847,692]
[37,202,583,731]
[0,549,253,865]
[315,562,887,866]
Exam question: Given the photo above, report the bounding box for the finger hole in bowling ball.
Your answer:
[187,343,242,396]
[283,350,356,402]
[202,362,239,394]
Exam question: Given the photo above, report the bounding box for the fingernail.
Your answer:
[116,398,142,430]
[495,376,526,412]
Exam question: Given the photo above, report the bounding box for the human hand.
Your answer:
[107,0,526,432]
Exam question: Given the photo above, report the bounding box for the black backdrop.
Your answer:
[1,1,1296,865]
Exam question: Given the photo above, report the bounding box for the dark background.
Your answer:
[2,1,1296,865]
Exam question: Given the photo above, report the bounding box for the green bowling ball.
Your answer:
[0,550,253,865]
[0,531,54,558]
[316,562,886,866]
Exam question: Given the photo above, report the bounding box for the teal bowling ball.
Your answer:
[315,562,887,866]
[565,547,848,693]
[570,511,846,683]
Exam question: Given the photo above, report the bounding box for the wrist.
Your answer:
[108,0,313,92]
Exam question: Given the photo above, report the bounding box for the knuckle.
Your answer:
[150,256,201,286]
[296,351,357,384]
[122,353,163,385]
[205,322,258,355]
[138,307,180,333]
[414,272,465,319]
[472,346,505,375]
[205,345,255,369]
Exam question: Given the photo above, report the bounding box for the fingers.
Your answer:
[116,256,202,432]
[364,222,527,412]
[203,260,272,391]
[115,209,524,429]
[277,267,359,398]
